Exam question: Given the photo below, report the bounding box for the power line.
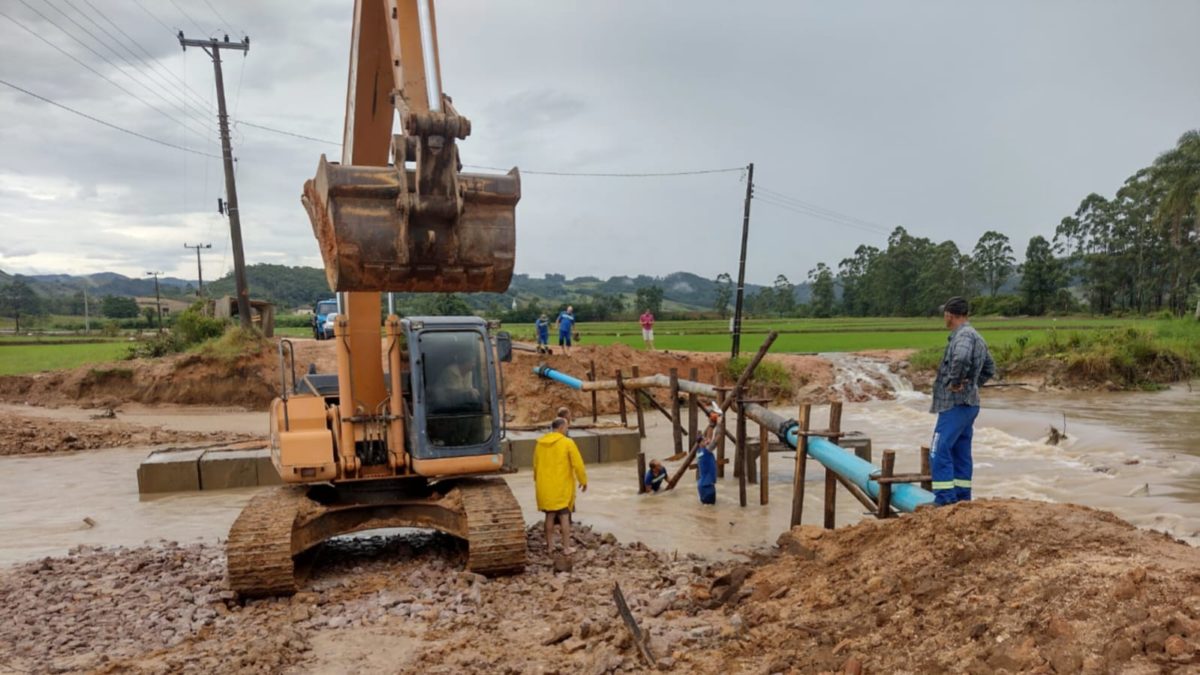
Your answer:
[754,194,893,237]
[8,1,211,139]
[233,119,747,178]
[755,184,895,236]
[62,0,216,128]
[0,77,220,158]
[129,0,174,34]
[167,0,209,36]
[81,0,216,115]
[200,0,240,37]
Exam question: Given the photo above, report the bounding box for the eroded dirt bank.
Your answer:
[1,499,1196,674]
[2,411,257,456]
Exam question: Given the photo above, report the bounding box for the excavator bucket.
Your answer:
[302,156,519,293]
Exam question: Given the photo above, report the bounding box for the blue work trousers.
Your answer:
[930,405,979,505]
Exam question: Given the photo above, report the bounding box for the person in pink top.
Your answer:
[639,309,656,350]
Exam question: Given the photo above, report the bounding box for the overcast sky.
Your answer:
[1,1,1198,286]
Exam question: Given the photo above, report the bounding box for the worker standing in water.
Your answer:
[929,296,995,506]
[533,416,588,554]
[696,428,717,505]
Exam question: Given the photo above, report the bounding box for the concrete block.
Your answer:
[137,449,204,494]
[199,449,263,490]
[593,428,642,463]
[254,451,283,486]
[505,430,541,468]
[570,430,600,465]
[840,432,872,463]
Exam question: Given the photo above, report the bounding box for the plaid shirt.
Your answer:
[930,323,995,413]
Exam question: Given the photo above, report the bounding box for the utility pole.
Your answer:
[730,162,754,357]
[184,243,212,296]
[180,33,251,328]
[146,272,163,333]
[82,286,90,334]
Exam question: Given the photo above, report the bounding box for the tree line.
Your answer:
[722,129,1199,318]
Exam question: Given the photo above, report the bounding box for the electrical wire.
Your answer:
[754,194,893,237]
[0,77,220,158]
[2,5,211,139]
[233,120,338,144]
[129,0,174,34]
[200,0,240,37]
[755,184,893,235]
[167,0,208,37]
[61,0,216,128]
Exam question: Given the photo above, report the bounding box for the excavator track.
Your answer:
[226,485,310,598]
[459,478,527,576]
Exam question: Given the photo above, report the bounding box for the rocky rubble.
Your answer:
[1,500,1196,673]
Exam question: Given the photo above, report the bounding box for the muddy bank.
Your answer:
[1,411,257,456]
[1,500,1196,673]
[0,340,836,425]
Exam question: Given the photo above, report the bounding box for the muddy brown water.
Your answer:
[1,382,1198,566]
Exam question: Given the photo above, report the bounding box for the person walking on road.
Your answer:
[535,313,550,354]
[639,309,656,350]
[556,306,576,356]
[929,296,995,506]
[533,416,588,554]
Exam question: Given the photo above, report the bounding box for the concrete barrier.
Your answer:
[592,428,641,463]
[137,449,205,494]
[570,430,600,464]
[199,449,265,490]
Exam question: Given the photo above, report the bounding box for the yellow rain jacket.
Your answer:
[532,432,588,512]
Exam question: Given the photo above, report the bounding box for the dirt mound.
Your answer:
[0,340,832,424]
[1,413,257,456]
[698,499,1200,673]
[506,343,833,424]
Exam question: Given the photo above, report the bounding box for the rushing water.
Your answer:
[1,359,1197,565]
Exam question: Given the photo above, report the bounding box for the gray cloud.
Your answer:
[2,0,1198,287]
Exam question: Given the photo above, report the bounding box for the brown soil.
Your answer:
[0,340,834,426]
[1,413,258,456]
[1,500,1195,673]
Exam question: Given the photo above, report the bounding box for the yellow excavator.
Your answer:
[226,0,525,597]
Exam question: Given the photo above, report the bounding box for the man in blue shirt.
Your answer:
[695,429,717,505]
[643,460,668,492]
[556,306,576,355]
[929,296,995,506]
[534,313,550,354]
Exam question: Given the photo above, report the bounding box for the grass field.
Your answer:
[0,341,130,376]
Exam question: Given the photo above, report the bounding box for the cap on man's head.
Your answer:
[940,296,970,316]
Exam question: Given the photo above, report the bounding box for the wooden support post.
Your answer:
[920,445,932,492]
[637,451,647,494]
[789,403,811,528]
[588,359,598,423]
[615,370,628,427]
[670,368,683,457]
[877,450,896,519]
[759,421,769,505]
[746,424,758,485]
[835,473,878,513]
[631,366,646,439]
[715,374,727,479]
[736,395,747,507]
[823,466,837,529]
[823,400,843,529]
[687,367,699,447]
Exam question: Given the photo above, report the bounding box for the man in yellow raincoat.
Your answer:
[533,416,588,554]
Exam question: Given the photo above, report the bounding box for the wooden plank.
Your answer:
[759,421,769,505]
[687,366,699,448]
[588,359,598,423]
[789,403,811,528]
[637,451,647,494]
[828,401,843,436]
[823,468,837,529]
[736,397,747,507]
[715,374,726,479]
[877,450,896,519]
[875,473,932,485]
[615,369,628,427]
[834,473,877,512]
[670,368,683,457]
[612,582,655,667]
[631,365,646,439]
[920,445,932,491]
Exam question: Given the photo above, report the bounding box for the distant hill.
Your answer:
[1,264,818,314]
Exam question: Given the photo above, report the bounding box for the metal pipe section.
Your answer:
[532,365,935,513]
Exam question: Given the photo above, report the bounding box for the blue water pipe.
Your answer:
[533,364,935,513]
